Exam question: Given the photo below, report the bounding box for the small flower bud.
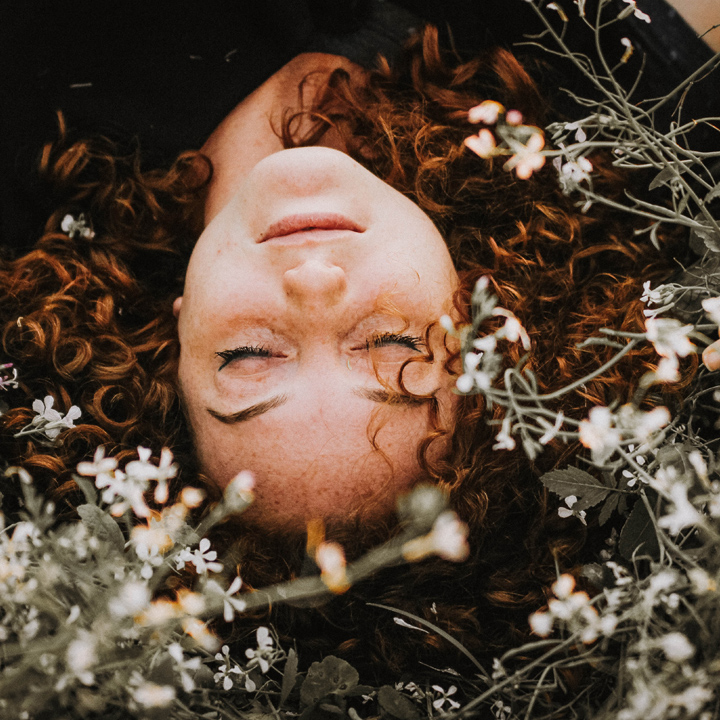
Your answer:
[224,470,255,512]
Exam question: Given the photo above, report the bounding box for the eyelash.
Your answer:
[215,332,424,369]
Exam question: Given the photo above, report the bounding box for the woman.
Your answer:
[0,0,717,679]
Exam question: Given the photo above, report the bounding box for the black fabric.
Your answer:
[1,0,717,255]
[394,0,718,138]
[0,0,420,254]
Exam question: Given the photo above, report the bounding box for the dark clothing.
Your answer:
[1,0,716,254]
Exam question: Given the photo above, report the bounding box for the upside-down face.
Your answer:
[175,147,460,531]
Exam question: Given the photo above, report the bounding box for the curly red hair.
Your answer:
[0,26,690,681]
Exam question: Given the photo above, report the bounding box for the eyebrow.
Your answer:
[207,388,428,425]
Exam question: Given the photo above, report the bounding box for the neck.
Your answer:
[201,53,367,224]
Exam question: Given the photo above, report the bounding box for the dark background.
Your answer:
[1,0,716,254]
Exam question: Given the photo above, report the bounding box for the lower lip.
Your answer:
[258,213,364,243]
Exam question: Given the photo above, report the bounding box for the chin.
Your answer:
[231,481,411,542]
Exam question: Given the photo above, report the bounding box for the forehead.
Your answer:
[190,386,453,529]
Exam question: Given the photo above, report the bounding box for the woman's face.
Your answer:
[175,147,459,531]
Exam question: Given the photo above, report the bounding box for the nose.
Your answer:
[283,259,347,307]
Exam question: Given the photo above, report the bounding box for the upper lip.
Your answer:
[258,213,365,242]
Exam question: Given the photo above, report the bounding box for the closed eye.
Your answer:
[216,345,272,370]
[364,332,424,352]
[216,332,424,370]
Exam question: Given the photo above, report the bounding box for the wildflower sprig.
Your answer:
[13,395,81,446]
[526,0,720,252]
[0,445,469,719]
[433,3,720,717]
[465,100,548,179]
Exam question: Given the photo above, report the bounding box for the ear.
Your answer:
[173,296,183,318]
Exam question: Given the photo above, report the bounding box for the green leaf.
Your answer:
[77,504,126,553]
[705,183,720,204]
[689,213,720,253]
[300,656,359,707]
[540,466,610,512]
[72,473,98,505]
[618,495,660,561]
[648,165,679,191]
[377,686,420,720]
[598,492,620,525]
[280,648,298,709]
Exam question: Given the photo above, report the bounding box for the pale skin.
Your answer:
[175,55,460,532]
[665,0,720,52]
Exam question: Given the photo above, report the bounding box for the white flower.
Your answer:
[315,541,350,593]
[167,643,203,692]
[417,511,470,562]
[645,317,694,359]
[100,468,151,519]
[214,645,256,692]
[175,538,223,574]
[621,0,651,23]
[456,373,475,393]
[702,296,720,325]
[464,128,497,158]
[641,281,663,305]
[505,109,523,126]
[657,483,701,534]
[66,631,97,686]
[688,568,715,594]
[15,395,82,444]
[109,581,151,618]
[491,699,513,720]
[659,632,695,662]
[134,541,164,580]
[125,447,177,504]
[671,686,713,714]
[560,157,593,184]
[579,406,621,465]
[493,417,516,451]
[493,308,531,350]
[504,131,546,179]
[431,685,460,711]
[180,487,205,508]
[0,364,18,391]
[132,680,176,709]
[688,450,708,482]
[245,627,275,673]
[599,614,618,636]
[472,335,497,353]
[468,100,504,124]
[438,513,471,560]
[207,576,246,622]
[11,521,41,548]
[224,470,255,511]
[61,213,95,240]
[529,611,554,636]
[182,616,219,652]
[655,356,680,382]
[560,121,587,142]
[552,574,576,600]
[77,446,117,483]
[617,404,670,442]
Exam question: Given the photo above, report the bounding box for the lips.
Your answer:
[258,213,365,243]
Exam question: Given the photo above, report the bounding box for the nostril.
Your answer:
[283,261,347,301]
